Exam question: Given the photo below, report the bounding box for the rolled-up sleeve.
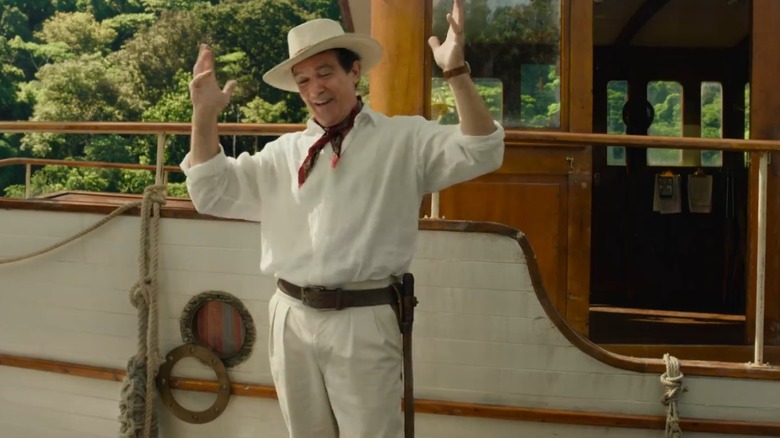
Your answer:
[181,145,274,222]
[416,120,505,194]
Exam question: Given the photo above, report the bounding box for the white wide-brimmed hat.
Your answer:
[262,18,383,92]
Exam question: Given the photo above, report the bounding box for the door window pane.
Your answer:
[606,80,627,166]
[647,81,683,166]
[431,0,561,129]
[700,82,723,167]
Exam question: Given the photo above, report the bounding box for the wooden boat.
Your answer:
[1,0,780,437]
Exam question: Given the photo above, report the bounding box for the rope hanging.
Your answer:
[1,134,170,438]
[660,353,684,438]
[118,184,167,438]
[0,200,143,265]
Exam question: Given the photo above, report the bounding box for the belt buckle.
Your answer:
[300,286,344,310]
[300,286,324,307]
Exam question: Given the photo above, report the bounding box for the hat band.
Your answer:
[293,45,311,56]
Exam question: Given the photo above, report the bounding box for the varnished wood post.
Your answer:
[748,0,780,347]
[369,0,429,117]
[565,0,593,336]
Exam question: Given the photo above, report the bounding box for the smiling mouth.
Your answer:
[313,99,333,107]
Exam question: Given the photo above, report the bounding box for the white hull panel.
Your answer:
[0,208,778,437]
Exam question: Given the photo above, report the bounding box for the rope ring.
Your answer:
[157,344,231,424]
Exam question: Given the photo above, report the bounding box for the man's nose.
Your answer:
[309,77,326,95]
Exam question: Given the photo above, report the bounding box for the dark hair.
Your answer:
[333,48,361,72]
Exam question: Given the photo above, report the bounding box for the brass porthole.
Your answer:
[180,291,256,368]
[157,343,231,424]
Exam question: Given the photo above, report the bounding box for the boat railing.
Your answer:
[0,120,778,367]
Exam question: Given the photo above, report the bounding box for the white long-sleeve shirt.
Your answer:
[181,106,504,287]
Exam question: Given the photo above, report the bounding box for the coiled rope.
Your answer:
[660,353,684,438]
[118,184,166,438]
[1,136,169,438]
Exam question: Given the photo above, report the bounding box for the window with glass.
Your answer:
[430,0,561,129]
[644,81,725,167]
[606,80,628,166]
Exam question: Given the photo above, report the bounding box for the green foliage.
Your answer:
[196,0,310,122]
[432,0,561,128]
[3,184,24,198]
[0,0,55,29]
[0,6,32,40]
[21,53,143,157]
[29,52,142,123]
[140,70,192,169]
[519,64,559,127]
[37,12,117,56]
[113,10,201,104]
[432,78,503,125]
[102,12,155,49]
[701,82,722,139]
[118,168,154,193]
[606,81,627,134]
[647,81,682,137]
[20,164,112,197]
[0,137,21,189]
[8,36,74,68]
[141,0,200,13]
[74,0,144,21]
[240,97,287,123]
[0,37,27,119]
[166,181,188,197]
[292,0,341,20]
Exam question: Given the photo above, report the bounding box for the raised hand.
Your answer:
[190,44,237,118]
[427,0,466,71]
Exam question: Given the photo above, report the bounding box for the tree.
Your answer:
[196,0,310,123]
[141,0,201,13]
[73,0,144,21]
[0,37,27,120]
[37,12,117,56]
[432,0,560,128]
[114,10,202,104]
[22,52,144,157]
[0,0,55,30]
[701,82,722,139]
[0,6,32,40]
[292,0,341,20]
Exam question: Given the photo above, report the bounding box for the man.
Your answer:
[181,1,504,436]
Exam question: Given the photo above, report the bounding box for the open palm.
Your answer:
[428,0,466,71]
[190,44,236,117]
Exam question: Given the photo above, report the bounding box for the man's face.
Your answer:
[292,50,360,127]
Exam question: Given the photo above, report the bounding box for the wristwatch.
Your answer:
[442,62,471,79]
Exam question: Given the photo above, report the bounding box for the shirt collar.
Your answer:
[304,102,377,135]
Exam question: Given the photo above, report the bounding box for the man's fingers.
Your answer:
[428,36,441,50]
[194,43,214,75]
[446,13,463,35]
[190,70,213,88]
[223,80,237,97]
[452,0,464,25]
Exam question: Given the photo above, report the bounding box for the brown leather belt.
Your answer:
[277,278,399,310]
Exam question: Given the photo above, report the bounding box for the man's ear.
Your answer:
[351,60,362,79]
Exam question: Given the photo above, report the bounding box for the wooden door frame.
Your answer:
[564,0,594,336]
[747,0,780,346]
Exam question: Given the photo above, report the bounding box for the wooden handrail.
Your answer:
[0,121,302,136]
[0,121,779,152]
[504,130,780,152]
[0,157,181,173]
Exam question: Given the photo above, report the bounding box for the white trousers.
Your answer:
[268,288,404,438]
